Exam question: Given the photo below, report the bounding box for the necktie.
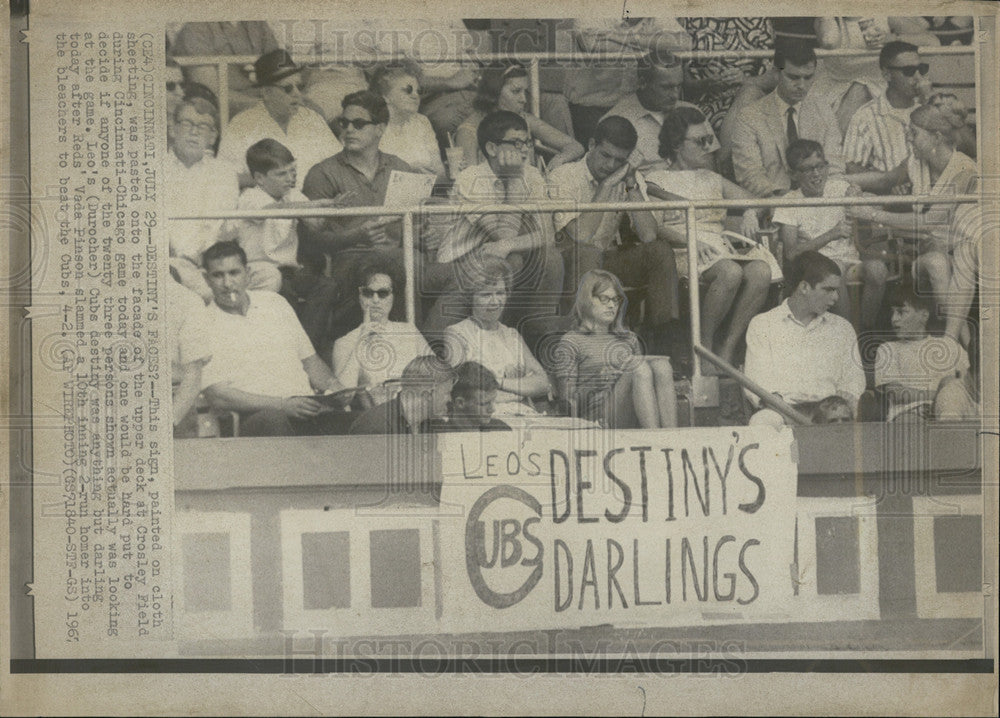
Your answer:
[786,107,798,145]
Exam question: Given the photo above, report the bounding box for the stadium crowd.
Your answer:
[164,17,982,437]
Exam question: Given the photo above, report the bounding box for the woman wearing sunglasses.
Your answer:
[332,258,433,406]
[454,63,584,171]
[644,107,776,371]
[554,270,676,429]
[370,64,446,179]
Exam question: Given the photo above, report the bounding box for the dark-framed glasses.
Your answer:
[360,287,392,299]
[595,293,623,307]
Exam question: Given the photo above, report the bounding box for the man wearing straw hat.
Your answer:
[744,251,865,426]
[600,51,700,170]
[218,49,341,189]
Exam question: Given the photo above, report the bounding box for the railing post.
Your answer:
[403,211,416,325]
[218,60,230,125]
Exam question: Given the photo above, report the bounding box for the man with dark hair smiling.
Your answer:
[731,42,844,197]
[199,241,346,436]
[424,362,512,433]
[548,114,679,341]
[744,250,865,426]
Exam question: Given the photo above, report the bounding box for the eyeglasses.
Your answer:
[275,81,305,94]
[360,287,392,299]
[337,117,380,131]
[794,161,829,175]
[594,293,623,307]
[887,63,929,77]
[685,134,716,149]
[495,138,530,151]
[175,118,215,134]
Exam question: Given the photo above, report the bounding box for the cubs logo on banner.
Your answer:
[437,428,799,632]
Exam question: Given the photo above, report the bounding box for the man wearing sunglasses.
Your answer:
[844,42,930,194]
[731,41,844,198]
[548,115,679,348]
[218,50,341,189]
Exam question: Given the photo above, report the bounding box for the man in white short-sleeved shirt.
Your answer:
[168,278,212,435]
[773,139,888,329]
[199,241,346,436]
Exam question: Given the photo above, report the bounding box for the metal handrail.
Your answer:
[171,44,976,136]
[693,345,813,426]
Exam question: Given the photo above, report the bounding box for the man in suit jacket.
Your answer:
[731,42,844,197]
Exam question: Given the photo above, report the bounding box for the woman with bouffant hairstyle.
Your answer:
[554,270,676,428]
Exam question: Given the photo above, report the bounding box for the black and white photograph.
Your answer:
[2,2,997,715]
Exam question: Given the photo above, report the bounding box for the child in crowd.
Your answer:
[874,284,977,421]
[773,139,888,330]
[234,138,342,352]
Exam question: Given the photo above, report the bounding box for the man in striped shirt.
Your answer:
[843,41,928,194]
